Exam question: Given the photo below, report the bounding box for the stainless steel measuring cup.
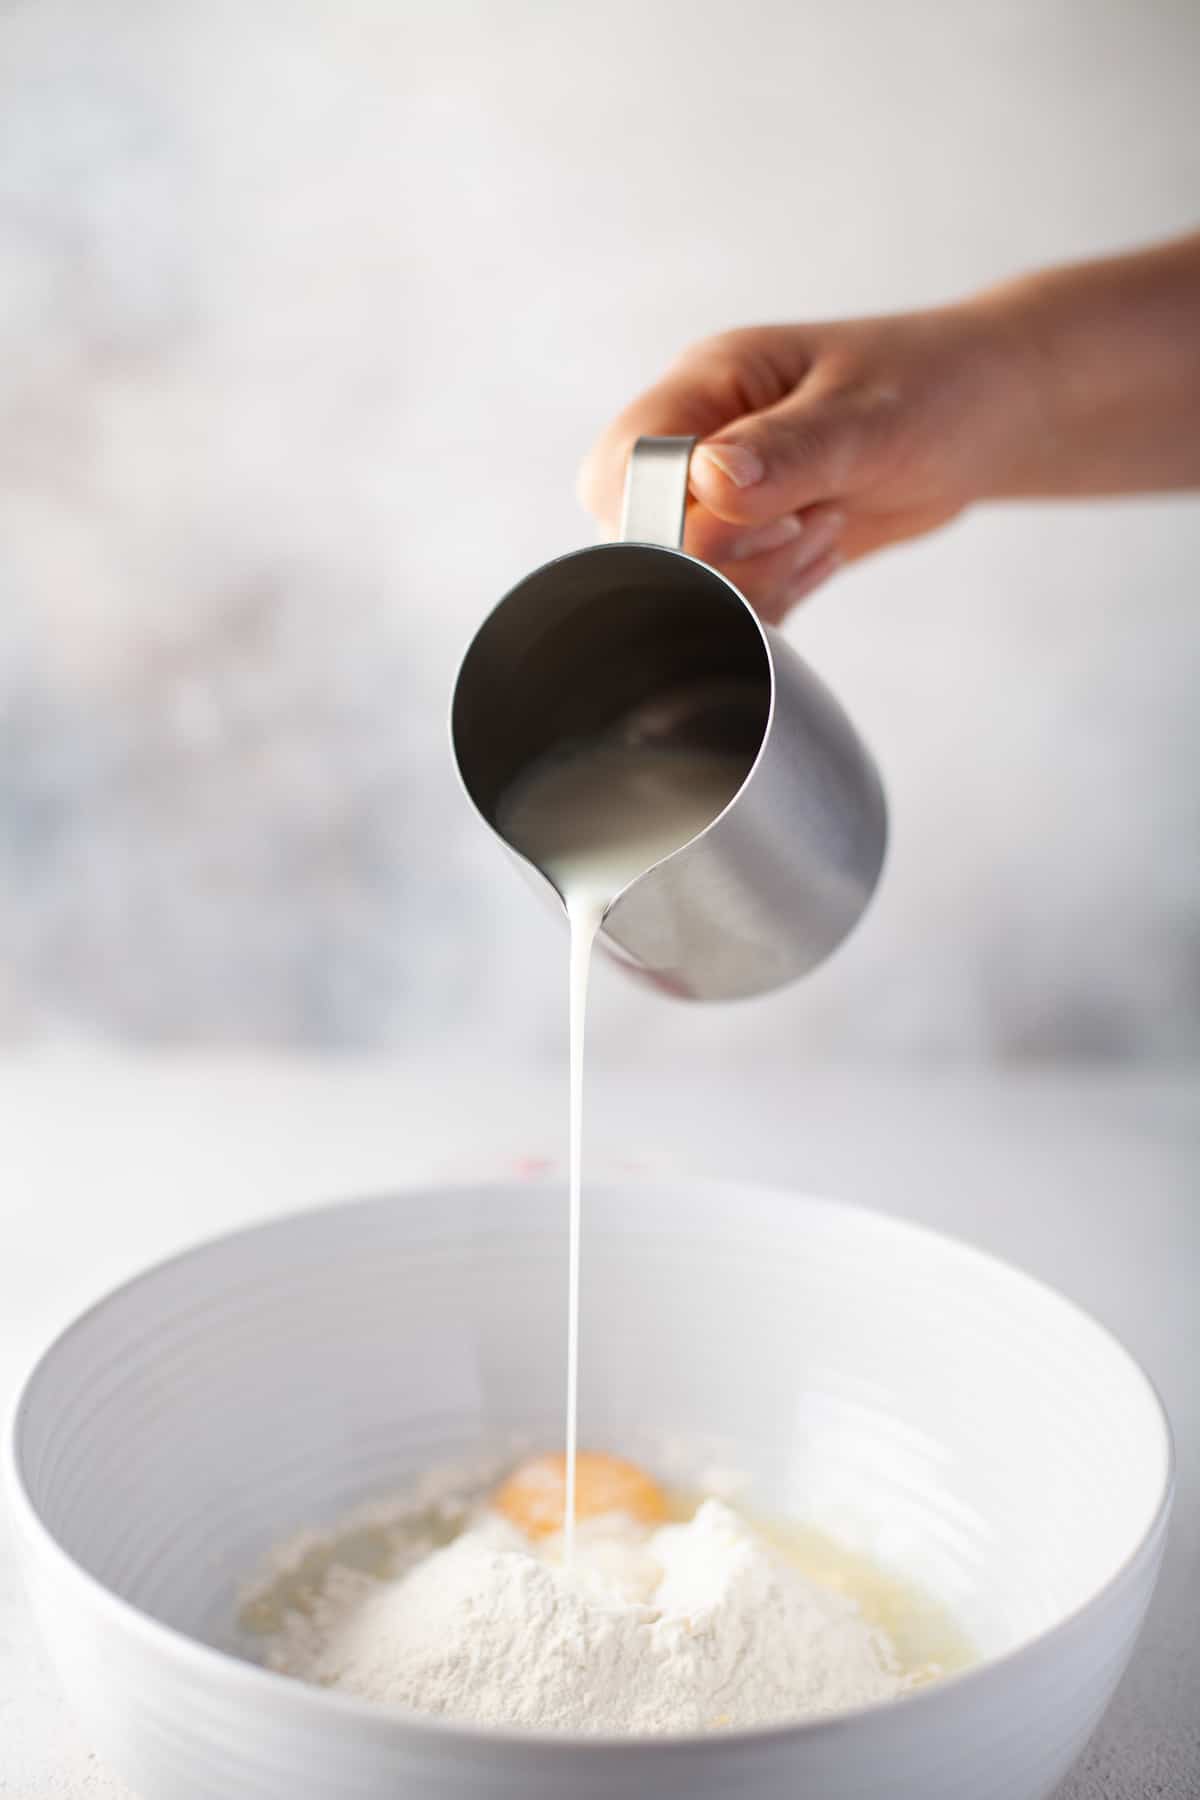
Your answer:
[450,436,886,1000]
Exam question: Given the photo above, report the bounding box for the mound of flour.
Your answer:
[265,1499,912,1733]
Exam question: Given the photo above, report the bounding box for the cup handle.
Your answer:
[620,436,695,549]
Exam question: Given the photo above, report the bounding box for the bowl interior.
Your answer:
[12,1180,1170,1669]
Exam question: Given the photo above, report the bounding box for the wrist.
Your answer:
[953,282,1065,502]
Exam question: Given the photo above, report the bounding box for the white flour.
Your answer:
[264,1499,915,1734]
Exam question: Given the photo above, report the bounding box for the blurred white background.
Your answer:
[0,0,1196,1064]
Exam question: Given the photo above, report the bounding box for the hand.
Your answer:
[580,234,1200,623]
[578,304,1024,622]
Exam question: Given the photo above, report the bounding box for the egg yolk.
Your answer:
[492,1451,668,1538]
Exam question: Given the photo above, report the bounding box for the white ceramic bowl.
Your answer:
[7,1180,1172,1800]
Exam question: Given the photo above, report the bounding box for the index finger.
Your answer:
[576,370,747,533]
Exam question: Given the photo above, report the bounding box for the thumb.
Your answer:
[689,390,866,526]
[577,374,745,533]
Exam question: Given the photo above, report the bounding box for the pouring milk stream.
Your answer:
[451,436,887,1558]
[496,743,748,1559]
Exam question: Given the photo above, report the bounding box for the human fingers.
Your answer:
[577,328,811,532]
[687,502,846,622]
[685,377,885,527]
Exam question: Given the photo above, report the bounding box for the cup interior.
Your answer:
[451,545,769,824]
[12,1181,1170,1671]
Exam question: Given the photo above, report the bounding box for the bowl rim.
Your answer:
[3,1175,1176,1760]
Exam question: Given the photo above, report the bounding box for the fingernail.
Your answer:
[729,516,804,561]
[783,549,843,607]
[790,510,845,569]
[694,442,765,489]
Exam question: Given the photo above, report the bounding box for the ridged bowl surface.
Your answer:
[6,1180,1172,1800]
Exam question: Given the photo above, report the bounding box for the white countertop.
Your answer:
[1,1052,1196,1798]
